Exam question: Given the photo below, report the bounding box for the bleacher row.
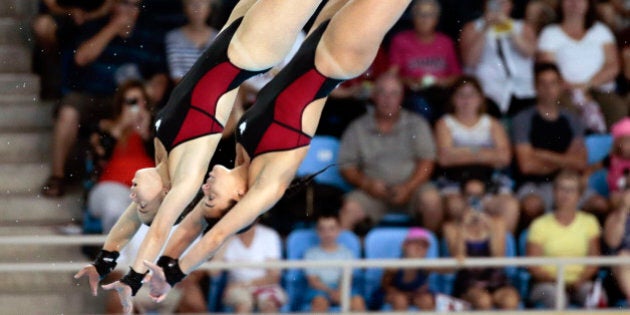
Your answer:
[80,126,619,312]
[205,226,609,312]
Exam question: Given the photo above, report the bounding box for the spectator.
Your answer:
[596,0,630,34]
[524,0,558,35]
[86,80,154,233]
[434,75,520,233]
[443,210,520,310]
[538,0,627,132]
[389,0,461,122]
[608,118,630,204]
[31,0,114,99]
[604,185,630,305]
[376,227,435,311]
[213,223,287,313]
[304,213,366,312]
[527,169,603,309]
[41,0,168,197]
[165,0,218,84]
[32,0,114,46]
[460,0,537,118]
[512,62,607,231]
[337,73,440,233]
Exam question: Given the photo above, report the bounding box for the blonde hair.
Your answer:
[553,169,583,192]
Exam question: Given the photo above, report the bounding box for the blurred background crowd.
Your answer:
[28,0,630,312]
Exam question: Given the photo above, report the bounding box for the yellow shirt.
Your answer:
[527,212,601,284]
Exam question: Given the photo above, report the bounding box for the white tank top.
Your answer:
[444,114,494,148]
[469,19,535,113]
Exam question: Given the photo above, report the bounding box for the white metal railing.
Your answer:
[1,235,629,314]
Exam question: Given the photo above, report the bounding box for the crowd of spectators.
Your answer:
[30,0,630,312]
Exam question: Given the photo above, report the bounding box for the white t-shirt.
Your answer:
[538,22,616,92]
[222,224,282,283]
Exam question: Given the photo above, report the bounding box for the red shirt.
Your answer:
[389,30,461,80]
[98,132,154,186]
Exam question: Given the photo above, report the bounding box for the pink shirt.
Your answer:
[389,30,461,80]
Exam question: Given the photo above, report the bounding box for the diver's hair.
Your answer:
[283,164,336,198]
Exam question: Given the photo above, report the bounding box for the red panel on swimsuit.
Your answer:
[171,62,239,147]
[253,69,325,156]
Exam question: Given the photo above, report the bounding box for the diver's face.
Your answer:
[130,168,163,214]
[202,165,240,211]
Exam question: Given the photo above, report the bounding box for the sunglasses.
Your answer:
[124,97,140,106]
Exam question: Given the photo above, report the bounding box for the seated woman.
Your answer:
[443,209,520,310]
[538,0,627,131]
[434,75,519,233]
[459,0,537,118]
[142,0,414,302]
[527,169,603,309]
[75,0,326,311]
[165,0,218,84]
[388,0,461,122]
[376,228,435,311]
[86,79,154,234]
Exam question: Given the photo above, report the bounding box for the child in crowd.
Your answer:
[304,213,366,312]
[608,118,630,207]
[377,227,435,311]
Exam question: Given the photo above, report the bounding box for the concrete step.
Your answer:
[0,45,32,72]
[0,131,51,163]
[0,291,100,315]
[0,129,50,160]
[0,190,83,225]
[0,18,31,45]
[0,73,40,95]
[0,162,49,194]
[0,226,87,263]
[0,98,53,130]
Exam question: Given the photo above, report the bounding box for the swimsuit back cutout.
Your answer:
[236,20,344,159]
[155,17,268,153]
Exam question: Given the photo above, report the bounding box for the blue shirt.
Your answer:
[64,17,168,95]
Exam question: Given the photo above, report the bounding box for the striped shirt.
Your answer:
[165,28,217,81]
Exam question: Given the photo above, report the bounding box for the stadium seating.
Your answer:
[296,135,352,192]
[363,227,440,310]
[283,228,362,312]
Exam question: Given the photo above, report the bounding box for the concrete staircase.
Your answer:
[0,1,104,314]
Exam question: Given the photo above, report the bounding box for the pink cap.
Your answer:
[611,117,630,139]
[405,227,430,243]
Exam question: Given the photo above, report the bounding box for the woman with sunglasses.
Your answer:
[143,0,413,303]
[85,79,153,235]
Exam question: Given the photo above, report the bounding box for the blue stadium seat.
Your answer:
[589,168,610,197]
[283,228,362,312]
[363,227,440,310]
[207,271,228,312]
[82,157,102,234]
[584,134,613,197]
[517,230,531,300]
[296,135,352,192]
[377,213,414,227]
[585,134,613,165]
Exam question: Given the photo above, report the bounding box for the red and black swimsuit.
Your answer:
[235,20,344,158]
[155,17,268,153]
